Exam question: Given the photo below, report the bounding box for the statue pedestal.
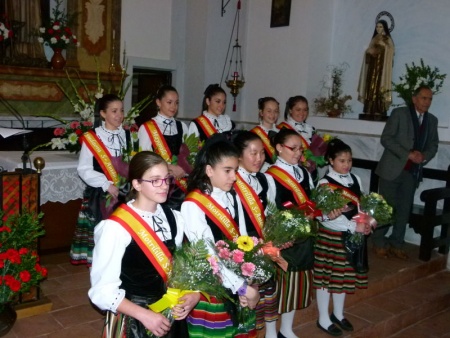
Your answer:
[358,113,388,122]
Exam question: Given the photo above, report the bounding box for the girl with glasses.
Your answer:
[138,85,189,210]
[71,94,132,266]
[89,151,199,338]
[181,136,260,338]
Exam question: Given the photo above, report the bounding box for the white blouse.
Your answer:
[88,201,185,312]
[138,114,188,152]
[188,111,233,137]
[238,167,275,214]
[285,117,315,144]
[77,123,127,191]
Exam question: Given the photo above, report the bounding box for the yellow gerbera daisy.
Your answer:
[236,236,254,252]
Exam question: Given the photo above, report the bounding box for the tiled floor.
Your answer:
[3,244,450,337]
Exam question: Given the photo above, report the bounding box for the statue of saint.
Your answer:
[357,20,394,118]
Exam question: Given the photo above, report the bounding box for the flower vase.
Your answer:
[51,48,66,69]
[327,109,341,118]
[0,303,17,337]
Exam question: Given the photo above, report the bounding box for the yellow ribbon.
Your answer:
[148,287,210,313]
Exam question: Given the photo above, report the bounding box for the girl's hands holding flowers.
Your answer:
[172,292,201,320]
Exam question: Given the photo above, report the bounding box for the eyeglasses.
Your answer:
[281,144,303,152]
[138,176,175,187]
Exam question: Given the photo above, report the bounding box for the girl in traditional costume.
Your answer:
[250,97,280,172]
[181,137,260,338]
[233,131,279,338]
[313,139,371,336]
[188,84,235,142]
[70,94,132,266]
[89,151,199,337]
[138,85,189,210]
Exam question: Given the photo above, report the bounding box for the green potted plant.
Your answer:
[314,63,352,117]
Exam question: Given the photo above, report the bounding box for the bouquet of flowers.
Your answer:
[302,133,335,173]
[145,239,229,338]
[175,134,204,174]
[392,58,446,106]
[0,16,12,42]
[0,212,48,306]
[37,0,78,50]
[263,203,318,247]
[310,184,351,215]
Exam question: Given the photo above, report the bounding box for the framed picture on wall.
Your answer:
[270,0,292,28]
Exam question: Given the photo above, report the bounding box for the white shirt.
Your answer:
[258,123,279,134]
[188,111,233,137]
[285,117,315,144]
[317,166,364,233]
[138,114,188,151]
[181,187,247,293]
[88,201,185,312]
[77,123,127,191]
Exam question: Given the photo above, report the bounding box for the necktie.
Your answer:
[418,114,423,126]
[213,119,219,129]
[339,174,349,178]
[152,215,168,241]
[293,166,302,181]
[163,119,173,134]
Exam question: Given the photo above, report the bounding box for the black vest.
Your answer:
[273,166,311,209]
[242,173,269,238]
[324,174,361,220]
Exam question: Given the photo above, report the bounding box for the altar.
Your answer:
[0,150,85,253]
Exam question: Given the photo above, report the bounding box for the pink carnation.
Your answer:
[82,121,93,127]
[231,249,244,264]
[69,121,80,129]
[215,240,228,249]
[218,247,231,260]
[207,256,220,275]
[54,127,66,136]
[251,237,259,246]
[241,262,256,277]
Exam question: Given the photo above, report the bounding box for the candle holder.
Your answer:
[33,157,46,174]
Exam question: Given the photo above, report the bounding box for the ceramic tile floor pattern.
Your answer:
[3,243,450,338]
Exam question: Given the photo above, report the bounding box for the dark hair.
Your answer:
[233,131,262,157]
[156,85,178,101]
[372,20,391,39]
[202,84,226,112]
[324,139,352,162]
[284,95,309,120]
[258,97,279,110]
[127,151,167,201]
[271,128,300,154]
[94,93,122,128]
[187,138,238,193]
[413,85,432,97]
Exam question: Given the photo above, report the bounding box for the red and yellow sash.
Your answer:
[266,166,309,205]
[322,182,360,206]
[251,126,276,161]
[81,130,119,185]
[194,116,217,138]
[110,204,172,282]
[234,173,265,239]
[185,189,239,240]
[143,120,173,163]
[277,122,310,149]
[143,120,187,193]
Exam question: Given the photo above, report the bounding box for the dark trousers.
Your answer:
[372,170,416,249]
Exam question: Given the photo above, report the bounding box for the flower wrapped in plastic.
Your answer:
[172,133,204,175]
[146,239,228,338]
[302,133,335,173]
[310,184,352,215]
[263,203,318,248]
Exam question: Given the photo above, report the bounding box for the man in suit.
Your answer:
[373,86,439,259]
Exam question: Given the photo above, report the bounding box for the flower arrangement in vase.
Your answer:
[391,58,446,106]
[37,0,78,69]
[0,16,12,42]
[314,63,352,117]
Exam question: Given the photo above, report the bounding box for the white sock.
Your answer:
[265,320,277,338]
[316,288,332,328]
[332,293,346,320]
[279,311,298,338]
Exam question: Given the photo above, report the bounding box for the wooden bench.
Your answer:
[352,158,450,261]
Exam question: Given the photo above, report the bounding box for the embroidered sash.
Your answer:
[276,122,310,149]
[110,204,172,282]
[234,173,265,238]
[194,116,217,138]
[322,182,360,206]
[82,130,119,185]
[143,120,173,163]
[251,126,276,162]
[266,166,309,205]
[185,189,239,240]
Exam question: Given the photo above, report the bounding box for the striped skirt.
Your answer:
[313,226,368,293]
[275,268,313,313]
[255,279,278,330]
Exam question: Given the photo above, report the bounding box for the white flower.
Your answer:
[52,24,60,30]
[39,27,45,33]
[79,107,94,120]
[37,37,44,43]
[76,42,80,47]
[67,133,79,145]
[50,37,57,44]
[72,34,77,40]
[131,131,139,142]
[95,88,104,99]
[50,138,67,150]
